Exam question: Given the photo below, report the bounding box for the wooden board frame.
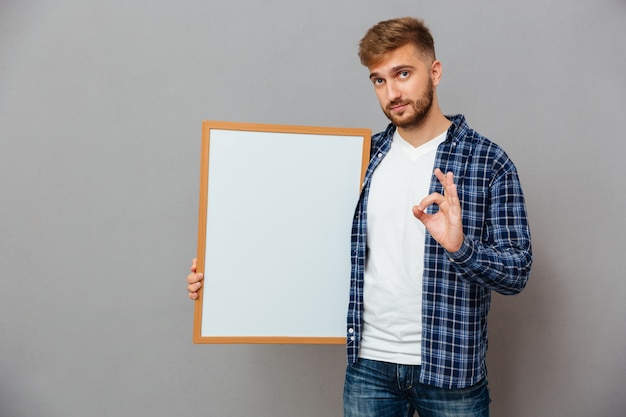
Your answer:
[193,121,371,344]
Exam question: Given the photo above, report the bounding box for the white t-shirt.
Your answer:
[359,129,446,365]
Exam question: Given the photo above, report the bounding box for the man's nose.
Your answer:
[386,81,401,101]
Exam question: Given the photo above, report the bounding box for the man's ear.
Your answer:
[431,60,443,86]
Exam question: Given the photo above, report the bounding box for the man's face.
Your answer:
[368,44,436,129]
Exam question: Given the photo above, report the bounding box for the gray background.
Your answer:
[1,0,624,416]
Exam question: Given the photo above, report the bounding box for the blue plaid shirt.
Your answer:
[346,114,532,389]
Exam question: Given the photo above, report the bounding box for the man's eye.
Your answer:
[399,71,410,78]
[373,78,384,85]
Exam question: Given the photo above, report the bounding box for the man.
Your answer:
[187,17,532,417]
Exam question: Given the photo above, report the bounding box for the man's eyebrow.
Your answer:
[369,65,416,80]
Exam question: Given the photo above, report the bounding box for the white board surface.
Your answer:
[194,122,371,343]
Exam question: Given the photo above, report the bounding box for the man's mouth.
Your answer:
[388,101,410,112]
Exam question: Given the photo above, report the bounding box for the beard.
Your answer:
[382,79,434,129]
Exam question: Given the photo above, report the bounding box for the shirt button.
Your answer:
[350,336,355,341]
[377,152,382,158]
[348,328,354,334]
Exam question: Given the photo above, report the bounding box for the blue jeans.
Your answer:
[343,359,490,417]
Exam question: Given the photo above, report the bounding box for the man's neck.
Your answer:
[397,111,451,148]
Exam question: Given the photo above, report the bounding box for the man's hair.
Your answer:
[358,17,436,67]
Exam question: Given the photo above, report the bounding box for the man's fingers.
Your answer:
[416,192,444,212]
[188,258,202,301]
[187,279,202,301]
[187,281,202,292]
[433,169,460,204]
[187,272,203,284]
[412,205,429,222]
[433,168,446,182]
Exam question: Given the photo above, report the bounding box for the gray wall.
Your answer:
[1,1,624,416]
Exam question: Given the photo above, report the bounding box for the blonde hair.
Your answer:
[358,17,436,67]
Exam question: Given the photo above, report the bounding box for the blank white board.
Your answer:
[193,121,371,344]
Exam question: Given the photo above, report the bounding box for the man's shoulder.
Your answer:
[447,114,519,175]
[449,114,508,155]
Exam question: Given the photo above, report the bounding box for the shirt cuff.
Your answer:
[446,237,475,265]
